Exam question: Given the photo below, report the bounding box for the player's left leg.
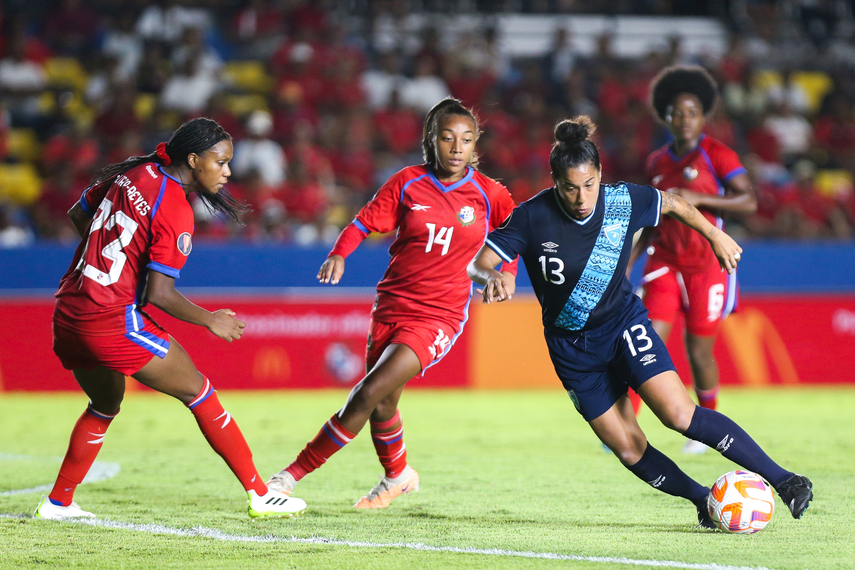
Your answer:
[588,394,713,528]
[640,371,812,518]
[35,366,124,519]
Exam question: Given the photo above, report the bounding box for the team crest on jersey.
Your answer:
[603,223,622,246]
[683,167,699,181]
[177,232,193,256]
[458,206,476,225]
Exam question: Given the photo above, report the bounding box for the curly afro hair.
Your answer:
[650,65,718,121]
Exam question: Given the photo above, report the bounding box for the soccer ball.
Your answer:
[707,470,775,534]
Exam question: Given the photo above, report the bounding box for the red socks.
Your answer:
[49,406,117,506]
[285,414,356,481]
[696,386,719,410]
[188,378,266,495]
[370,410,408,479]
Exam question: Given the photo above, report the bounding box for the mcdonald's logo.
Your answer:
[721,308,799,385]
[253,347,291,384]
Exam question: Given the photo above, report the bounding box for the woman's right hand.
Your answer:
[318,254,345,284]
[207,309,246,342]
[479,271,514,304]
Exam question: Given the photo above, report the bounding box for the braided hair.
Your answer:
[650,65,718,122]
[549,116,601,175]
[89,117,249,223]
[422,97,480,169]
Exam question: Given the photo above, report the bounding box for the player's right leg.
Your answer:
[133,337,306,518]
[35,366,124,520]
[267,343,421,499]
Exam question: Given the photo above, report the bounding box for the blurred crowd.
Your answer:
[2,0,855,247]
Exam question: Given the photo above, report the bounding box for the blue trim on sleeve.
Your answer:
[79,190,96,217]
[653,188,662,227]
[485,238,513,263]
[723,166,748,182]
[353,218,370,234]
[146,261,181,278]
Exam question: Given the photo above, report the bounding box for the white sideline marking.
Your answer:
[0,454,121,496]
[0,514,778,570]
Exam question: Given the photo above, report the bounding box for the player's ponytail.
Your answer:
[549,116,601,174]
[88,117,249,223]
[422,97,480,170]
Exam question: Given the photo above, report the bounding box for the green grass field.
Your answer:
[1,387,853,570]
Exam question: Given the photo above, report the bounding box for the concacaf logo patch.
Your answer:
[177,232,193,256]
[458,206,476,226]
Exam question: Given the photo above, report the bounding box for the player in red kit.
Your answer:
[267,97,518,508]
[36,118,306,520]
[629,66,757,453]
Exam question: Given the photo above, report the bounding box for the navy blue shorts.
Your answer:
[545,294,676,421]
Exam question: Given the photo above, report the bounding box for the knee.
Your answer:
[661,403,696,433]
[89,397,122,416]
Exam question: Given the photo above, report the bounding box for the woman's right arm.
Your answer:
[467,245,514,304]
[145,271,245,342]
[317,222,369,284]
[67,202,92,238]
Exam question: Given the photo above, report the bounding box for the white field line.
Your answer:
[0,454,120,496]
[0,514,779,570]
[1,454,779,570]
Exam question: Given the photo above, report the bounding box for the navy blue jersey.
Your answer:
[486,182,662,335]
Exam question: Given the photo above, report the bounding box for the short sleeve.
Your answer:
[147,187,195,278]
[354,171,405,234]
[709,141,747,183]
[629,183,662,229]
[79,179,113,217]
[487,179,516,231]
[485,204,530,263]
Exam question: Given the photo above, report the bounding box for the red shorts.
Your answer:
[637,256,737,336]
[366,317,461,373]
[52,308,171,375]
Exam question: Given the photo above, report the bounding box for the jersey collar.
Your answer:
[158,164,184,185]
[428,165,474,193]
[668,133,705,162]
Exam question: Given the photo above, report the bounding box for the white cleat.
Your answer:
[682,439,710,455]
[247,488,306,519]
[266,469,297,495]
[34,496,96,520]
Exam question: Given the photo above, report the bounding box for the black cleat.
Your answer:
[776,474,813,519]
[696,502,716,530]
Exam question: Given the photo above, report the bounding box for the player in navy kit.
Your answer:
[37,118,306,520]
[468,116,812,528]
[266,98,518,508]
[629,66,758,453]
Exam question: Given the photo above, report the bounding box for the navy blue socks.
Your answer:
[683,406,793,487]
[625,443,709,506]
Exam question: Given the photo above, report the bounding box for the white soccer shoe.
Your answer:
[354,465,420,509]
[34,496,96,520]
[682,439,710,455]
[266,469,297,495]
[247,488,306,519]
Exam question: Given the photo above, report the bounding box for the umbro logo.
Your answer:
[647,475,666,488]
[640,354,657,366]
[542,241,558,252]
[411,204,431,211]
[716,435,733,452]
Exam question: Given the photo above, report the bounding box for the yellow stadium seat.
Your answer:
[223,61,274,94]
[135,93,158,121]
[0,163,43,205]
[224,94,269,116]
[815,169,854,199]
[44,57,88,91]
[6,129,41,162]
[791,71,834,115]
[751,69,782,91]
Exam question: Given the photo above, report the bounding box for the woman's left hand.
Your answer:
[710,231,743,274]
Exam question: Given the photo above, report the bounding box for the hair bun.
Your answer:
[554,116,596,146]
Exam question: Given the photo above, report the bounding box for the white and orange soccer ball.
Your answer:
[707,470,775,534]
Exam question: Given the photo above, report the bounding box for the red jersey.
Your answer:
[645,135,746,271]
[55,163,195,334]
[354,165,516,326]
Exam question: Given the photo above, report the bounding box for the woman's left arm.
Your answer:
[672,172,757,215]
[659,190,743,274]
